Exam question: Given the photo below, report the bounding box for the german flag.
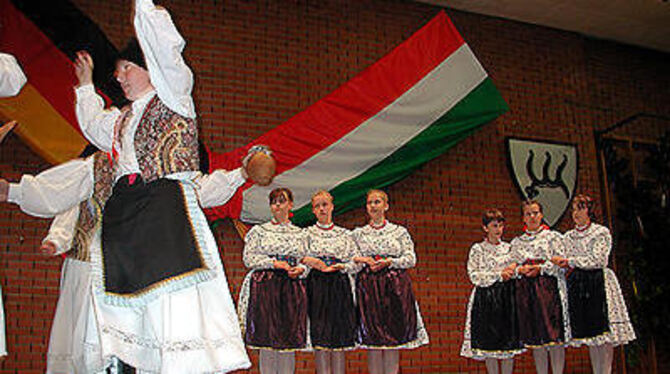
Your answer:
[0,0,125,164]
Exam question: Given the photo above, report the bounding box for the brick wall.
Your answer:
[1,0,668,372]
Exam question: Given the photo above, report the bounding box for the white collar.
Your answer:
[131,90,157,113]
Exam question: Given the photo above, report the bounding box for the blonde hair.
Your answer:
[311,190,333,205]
[367,189,388,203]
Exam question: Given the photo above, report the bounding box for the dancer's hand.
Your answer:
[287,266,304,279]
[273,260,291,271]
[370,259,391,272]
[74,51,94,87]
[322,264,344,273]
[501,267,514,281]
[40,241,58,256]
[551,256,569,268]
[517,264,530,276]
[502,263,517,280]
[301,256,326,271]
[354,256,375,267]
[525,265,541,278]
[0,120,17,144]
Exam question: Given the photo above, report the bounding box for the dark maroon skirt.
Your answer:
[245,269,308,350]
[567,268,609,339]
[356,267,417,347]
[516,275,565,346]
[307,270,357,349]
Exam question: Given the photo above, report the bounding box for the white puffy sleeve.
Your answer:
[75,84,120,152]
[0,53,27,98]
[7,157,94,218]
[389,227,416,269]
[193,168,246,208]
[134,0,195,118]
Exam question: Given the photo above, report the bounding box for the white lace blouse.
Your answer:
[305,224,360,274]
[352,221,416,269]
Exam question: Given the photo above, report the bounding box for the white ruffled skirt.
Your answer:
[88,180,251,373]
[47,258,107,374]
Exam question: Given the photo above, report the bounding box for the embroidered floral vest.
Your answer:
[115,95,199,183]
[68,153,114,262]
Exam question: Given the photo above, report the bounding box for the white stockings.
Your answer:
[259,349,295,374]
[484,358,514,374]
[588,344,614,374]
[532,346,565,374]
[367,349,399,374]
[315,350,346,374]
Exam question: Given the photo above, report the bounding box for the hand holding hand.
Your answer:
[551,256,570,268]
[501,268,514,281]
[526,265,541,278]
[287,266,304,279]
[322,263,345,273]
[354,256,375,267]
[370,259,391,272]
[516,265,530,276]
[301,256,326,271]
[273,260,291,271]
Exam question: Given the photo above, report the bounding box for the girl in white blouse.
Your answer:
[302,190,359,374]
[352,189,428,374]
[239,187,308,374]
[552,194,635,374]
[510,200,570,374]
[461,209,523,374]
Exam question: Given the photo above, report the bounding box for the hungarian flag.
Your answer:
[206,11,508,226]
[0,0,124,164]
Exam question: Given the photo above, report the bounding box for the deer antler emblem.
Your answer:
[524,150,570,199]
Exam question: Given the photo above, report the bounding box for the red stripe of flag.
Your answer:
[206,11,464,220]
[210,11,464,175]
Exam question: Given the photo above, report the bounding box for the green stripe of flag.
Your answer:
[291,78,508,225]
